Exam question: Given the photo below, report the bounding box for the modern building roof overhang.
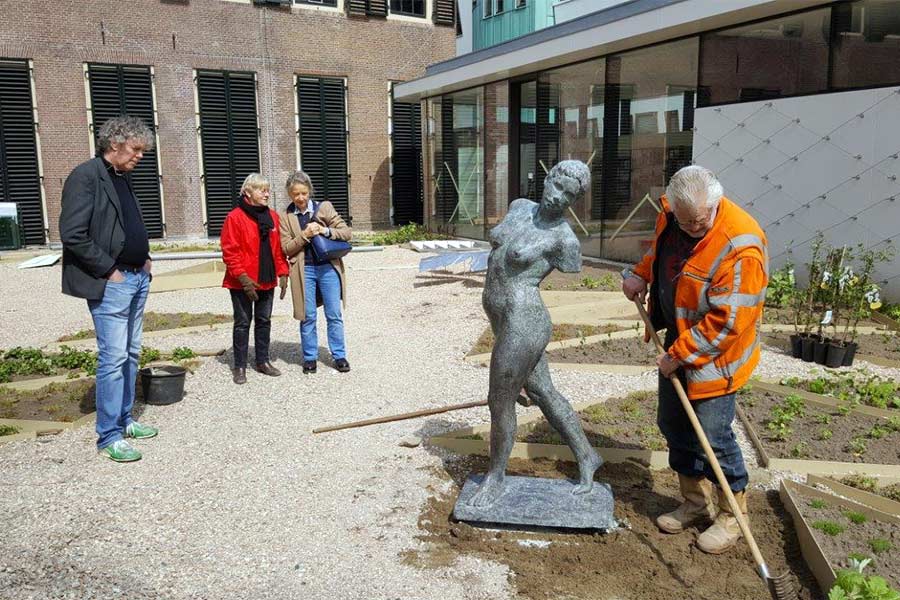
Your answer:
[394,0,831,102]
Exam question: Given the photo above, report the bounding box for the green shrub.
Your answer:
[139,346,162,367]
[766,264,795,308]
[51,346,97,375]
[171,347,196,360]
[0,424,21,436]
[844,510,868,525]
[868,539,892,554]
[370,224,446,246]
[812,520,846,536]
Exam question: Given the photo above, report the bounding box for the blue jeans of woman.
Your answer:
[657,370,749,492]
[88,270,150,450]
[301,263,346,362]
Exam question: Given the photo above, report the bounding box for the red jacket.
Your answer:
[220,207,289,290]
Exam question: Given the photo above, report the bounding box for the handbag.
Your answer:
[307,202,352,262]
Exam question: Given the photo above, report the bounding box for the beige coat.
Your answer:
[279,201,351,321]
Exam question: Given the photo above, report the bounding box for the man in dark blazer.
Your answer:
[59,115,159,462]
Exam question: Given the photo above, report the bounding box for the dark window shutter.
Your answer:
[390,94,423,225]
[534,80,559,202]
[196,70,260,236]
[0,60,43,245]
[433,0,455,26]
[297,77,350,220]
[347,0,368,15]
[368,0,388,16]
[87,63,164,238]
[347,0,386,16]
[437,96,457,221]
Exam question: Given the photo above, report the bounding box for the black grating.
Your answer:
[197,70,260,236]
[87,63,164,238]
[534,80,559,202]
[347,0,387,16]
[391,95,423,225]
[297,77,350,220]
[0,60,43,245]
[437,96,457,221]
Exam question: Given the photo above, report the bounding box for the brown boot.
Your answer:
[255,362,281,377]
[232,368,247,385]
[697,489,747,554]
[656,474,716,534]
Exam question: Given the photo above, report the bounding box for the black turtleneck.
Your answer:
[102,157,149,267]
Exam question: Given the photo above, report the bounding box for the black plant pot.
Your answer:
[789,334,804,359]
[842,341,858,367]
[801,336,817,362]
[140,365,187,405]
[825,342,847,368]
[813,338,829,365]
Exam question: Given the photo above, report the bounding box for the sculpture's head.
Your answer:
[541,160,591,215]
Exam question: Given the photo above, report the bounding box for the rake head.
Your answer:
[760,564,796,600]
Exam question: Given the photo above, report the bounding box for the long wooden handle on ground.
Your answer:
[312,400,488,434]
[634,300,792,599]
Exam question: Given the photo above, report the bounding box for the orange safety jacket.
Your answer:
[626,196,769,400]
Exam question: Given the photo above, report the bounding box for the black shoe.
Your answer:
[255,362,282,377]
[334,358,351,373]
[232,368,247,385]
[303,360,317,374]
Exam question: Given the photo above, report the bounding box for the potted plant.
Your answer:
[798,233,827,362]
[812,244,847,365]
[837,246,892,366]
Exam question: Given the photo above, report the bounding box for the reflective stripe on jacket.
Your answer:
[628,196,769,400]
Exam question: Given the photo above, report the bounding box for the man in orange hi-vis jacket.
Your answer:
[622,165,768,555]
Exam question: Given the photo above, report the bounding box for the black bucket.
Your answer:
[813,338,829,365]
[842,341,858,367]
[824,342,847,369]
[140,365,186,405]
[789,334,804,359]
[801,336,817,362]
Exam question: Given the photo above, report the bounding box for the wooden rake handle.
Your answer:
[633,300,770,574]
[312,400,488,434]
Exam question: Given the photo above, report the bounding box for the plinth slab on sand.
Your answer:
[454,474,615,530]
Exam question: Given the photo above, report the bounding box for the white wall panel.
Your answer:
[694,86,900,299]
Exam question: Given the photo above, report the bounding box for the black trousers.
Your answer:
[230,289,274,368]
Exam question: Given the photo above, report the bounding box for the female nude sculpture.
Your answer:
[468,160,603,508]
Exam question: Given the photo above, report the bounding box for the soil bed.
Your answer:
[513,391,666,451]
[408,456,820,599]
[0,379,96,422]
[540,264,622,292]
[738,388,900,464]
[793,487,900,589]
[469,323,625,357]
[835,474,900,503]
[544,335,656,366]
[58,311,232,341]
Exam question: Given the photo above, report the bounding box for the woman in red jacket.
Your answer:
[221,173,289,384]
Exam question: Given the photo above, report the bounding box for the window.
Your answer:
[87,64,164,238]
[294,0,337,6]
[516,0,525,7]
[831,0,900,89]
[195,70,260,236]
[297,77,350,220]
[699,8,831,106]
[496,0,504,13]
[484,0,492,18]
[390,0,424,16]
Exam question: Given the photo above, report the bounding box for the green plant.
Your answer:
[171,346,197,360]
[766,262,796,309]
[581,276,600,289]
[844,510,868,525]
[848,552,871,564]
[849,436,868,457]
[791,442,810,458]
[812,520,846,536]
[828,557,900,600]
[868,538,892,554]
[139,346,162,367]
[370,224,447,246]
[809,499,828,509]
[868,424,891,440]
[817,413,832,425]
[842,474,878,493]
[818,428,834,441]
[51,346,97,375]
[0,424,21,436]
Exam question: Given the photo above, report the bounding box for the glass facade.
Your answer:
[421,1,900,264]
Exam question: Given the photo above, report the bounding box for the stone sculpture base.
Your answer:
[453,474,616,531]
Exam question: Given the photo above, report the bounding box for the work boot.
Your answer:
[697,489,747,554]
[656,474,716,534]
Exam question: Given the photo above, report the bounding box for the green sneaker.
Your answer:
[99,439,142,462]
[125,421,159,439]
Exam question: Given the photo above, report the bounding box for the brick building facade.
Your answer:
[0,0,455,242]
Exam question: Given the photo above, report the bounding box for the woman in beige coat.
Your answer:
[279,171,352,374]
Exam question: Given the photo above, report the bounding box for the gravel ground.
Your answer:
[1,247,897,599]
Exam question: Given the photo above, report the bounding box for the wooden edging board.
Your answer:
[780,479,900,594]
[738,384,900,478]
[464,327,644,365]
[806,474,900,517]
[0,412,95,445]
[755,380,898,422]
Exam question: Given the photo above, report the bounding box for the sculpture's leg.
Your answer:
[525,355,602,494]
[467,338,532,508]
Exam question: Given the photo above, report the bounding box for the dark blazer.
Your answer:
[59,157,133,300]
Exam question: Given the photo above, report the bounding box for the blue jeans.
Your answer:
[301,263,346,362]
[87,270,150,450]
[657,371,749,492]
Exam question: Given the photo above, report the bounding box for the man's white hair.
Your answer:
[666,165,723,211]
